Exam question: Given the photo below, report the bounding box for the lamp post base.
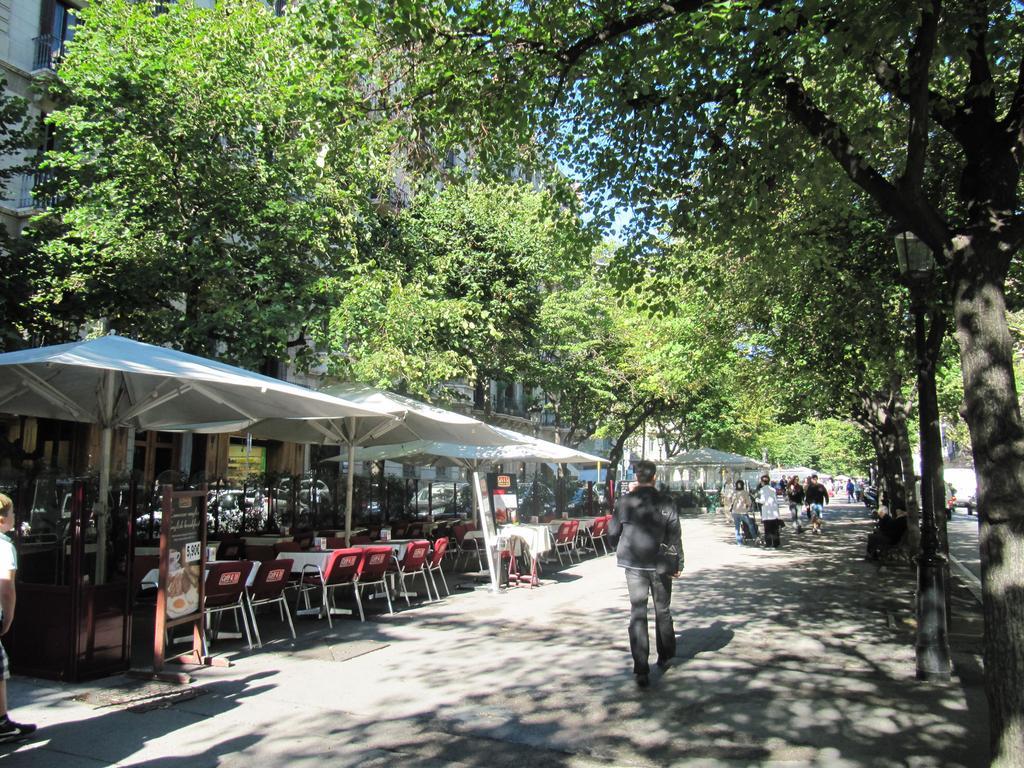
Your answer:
[915,555,952,682]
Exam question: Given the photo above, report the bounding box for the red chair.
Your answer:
[354,545,395,620]
[588,516,611,555]
[203,560,255,650]
[389,539,433,605]
[426,536,449,597]
[350,535,373,545]
[274,541,302,554]
[292,532,315,550]
[246,558,295,647]
[295,548,362,628]
[553,521,578,565]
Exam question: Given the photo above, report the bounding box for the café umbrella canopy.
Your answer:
[165,383,520,543]
[332,427,606,591]
[333,426,605,530]
[0,334,392,579]
[342,428,606,466]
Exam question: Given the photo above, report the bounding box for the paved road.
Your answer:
[3,504,989,767]
[947,510,982,586]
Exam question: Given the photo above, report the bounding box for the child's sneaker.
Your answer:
[0,717,36,742]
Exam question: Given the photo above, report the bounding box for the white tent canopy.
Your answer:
[770,466,821,482]
[341,427,605,467]
[0,335,394,578]
[663,448,768,469]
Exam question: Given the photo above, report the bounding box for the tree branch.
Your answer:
[557,1,710,70]
[963,0,997,124]
[872,56,964,138]
[773,72,951,252]
[901,0,941,193]
[1005,52,1024,161]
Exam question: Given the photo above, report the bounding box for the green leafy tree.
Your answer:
[358,3,1024,737]
[319,180,593,398]
[31,0,395,367]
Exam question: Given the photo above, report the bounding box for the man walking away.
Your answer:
[846,478,856,503]
[0,494,36,742]
[608,460,682,688]
[806,474,830,534]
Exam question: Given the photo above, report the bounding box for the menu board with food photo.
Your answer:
[158,488,207,626]
[486,472,519,525]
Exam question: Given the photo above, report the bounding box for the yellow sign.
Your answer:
[227,444,266,483]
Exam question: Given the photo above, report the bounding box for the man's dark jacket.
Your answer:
[608,486,682,571]
[805,482,829,506]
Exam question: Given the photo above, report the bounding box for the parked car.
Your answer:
[408,482,471,519]
[567,485,610,515]
[520,482,557,518]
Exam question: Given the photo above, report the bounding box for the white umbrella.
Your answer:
[0,335,393,578]
[330,427,605,592]
[166,383,519,543]
[342,428,605,466]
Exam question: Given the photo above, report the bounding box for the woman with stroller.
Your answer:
[786,476,805,533]
[728,480,758,544]
[756,475,782,547]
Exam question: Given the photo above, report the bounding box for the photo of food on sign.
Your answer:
[487,473,519,525]
[164,493,204,621]
[166,548,200,619]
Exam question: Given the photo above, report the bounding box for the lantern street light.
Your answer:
[894,231,952,682]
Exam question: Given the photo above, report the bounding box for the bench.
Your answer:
[870,528,910,564]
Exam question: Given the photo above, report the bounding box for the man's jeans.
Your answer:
[624,568,675,674]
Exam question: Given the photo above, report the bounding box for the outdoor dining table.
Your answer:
[499,523,553,588]
[140,559,258,591]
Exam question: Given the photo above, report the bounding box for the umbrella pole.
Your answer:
[95,372,115,585]
[344,438,355,546]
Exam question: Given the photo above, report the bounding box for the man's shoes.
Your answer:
[0,718,36,742]
[635,672,650,688]
[656,656,674,670]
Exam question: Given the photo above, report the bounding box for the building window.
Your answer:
[33,1,76,72]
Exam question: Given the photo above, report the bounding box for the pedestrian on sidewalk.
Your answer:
[727,480,757,544]
[786,476,805,533]
[607,460,682,688]
[846,478,856,503]
[805,474,830,534]
[756,475,782,547]
[0,493,36,742]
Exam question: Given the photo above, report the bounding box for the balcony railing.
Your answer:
[493,394,527,419]
[32,33,69,73]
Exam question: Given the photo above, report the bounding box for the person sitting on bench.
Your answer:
[866,500,908,560]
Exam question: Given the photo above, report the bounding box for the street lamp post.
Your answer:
[894,231,952,682]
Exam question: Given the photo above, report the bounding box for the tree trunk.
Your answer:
[892,403,923,556]
[952,249,1024,763]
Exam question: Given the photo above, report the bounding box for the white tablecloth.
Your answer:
[498,524,553,555]
[287,551,336,574]
[352,539,414,561]
[140,560,257,590]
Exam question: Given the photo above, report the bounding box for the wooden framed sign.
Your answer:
[154,485,208,672]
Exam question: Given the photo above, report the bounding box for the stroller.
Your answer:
[739,514,761,545]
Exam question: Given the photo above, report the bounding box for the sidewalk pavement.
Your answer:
[2,503,988,767]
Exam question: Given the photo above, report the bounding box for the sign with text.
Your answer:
[226,443,266,484]
[486,473,519,525]
[154,486,209,671]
